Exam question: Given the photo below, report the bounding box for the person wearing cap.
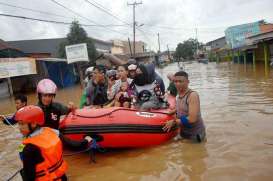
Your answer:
[36,79,75,130]
[128,64,137,79]
[16,105,68,181]
[85,65,109,107]
[15,105,92,181]
[80,67,95,108]
[84,66,94,88]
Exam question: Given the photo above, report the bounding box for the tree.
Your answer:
[58,21,97,65]
[175,38,203,60]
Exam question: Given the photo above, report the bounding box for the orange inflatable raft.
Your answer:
[60,96,178,148]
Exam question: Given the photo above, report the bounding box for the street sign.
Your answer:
[65,43,89,64]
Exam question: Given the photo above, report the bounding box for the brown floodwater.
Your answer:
[1,62,273,181]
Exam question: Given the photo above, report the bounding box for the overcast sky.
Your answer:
[0,0,272,51]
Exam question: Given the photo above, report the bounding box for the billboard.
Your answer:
[65,43,89,64]
[225,21,262,49]
[0,57,37,79]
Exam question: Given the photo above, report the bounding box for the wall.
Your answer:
[206,37,226,50]
[111,46,123,54]
[225,21,261,49]
[123,41,145,54]
[260,24,273,33]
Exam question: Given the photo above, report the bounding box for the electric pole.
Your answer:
[195,28,198,59]
[127,1,142,58]
[167,44,170,60]
[157,33,161,53]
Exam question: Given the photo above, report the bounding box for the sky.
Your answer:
[0,0,272,51]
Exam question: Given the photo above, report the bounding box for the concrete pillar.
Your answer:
[237,50,240,63]
[252,50,256,68]
[243,51,247,65]
[263,42,269,69]
[7,78,13,96]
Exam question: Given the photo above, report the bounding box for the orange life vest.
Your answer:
[22,127,68,181]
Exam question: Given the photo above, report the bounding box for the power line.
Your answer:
[83,0,155,49]
[143,24,227,31]
[0,13,128,27]
[84,0,155,47]
[84,0,131,26]
[49,0,129,36]
[0,1,73,19]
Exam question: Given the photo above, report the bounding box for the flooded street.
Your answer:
[1,62,273,181]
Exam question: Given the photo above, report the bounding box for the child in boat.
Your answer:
[114,81,133,108]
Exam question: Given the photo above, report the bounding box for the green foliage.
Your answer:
[58,21,97,65]
[175,38,203,60]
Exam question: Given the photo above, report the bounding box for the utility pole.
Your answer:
[157,33,161,53]
[167,44,170,60]
[195,28,198,59]
[128,1,142,58]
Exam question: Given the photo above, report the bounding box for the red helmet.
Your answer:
[15,105,45,126]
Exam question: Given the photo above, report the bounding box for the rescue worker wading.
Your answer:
[15,105,68,181]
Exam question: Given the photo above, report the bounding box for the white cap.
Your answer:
[85,67,94,75]
[128,64,137,71]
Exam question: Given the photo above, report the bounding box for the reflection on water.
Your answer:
[1,62,273,181]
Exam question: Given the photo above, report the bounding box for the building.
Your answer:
[225,20,273,49]
[7,37,112,58]
[206,36,226,51]
[245,30,273,66]
[206,20,273,64]
[205,37,228,62]
[111,39,146,55]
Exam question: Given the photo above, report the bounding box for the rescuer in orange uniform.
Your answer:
[16,105,68,181]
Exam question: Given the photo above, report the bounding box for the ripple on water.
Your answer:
[1,62,273,180]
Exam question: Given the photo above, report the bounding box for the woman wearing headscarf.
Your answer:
[132,64,165,110]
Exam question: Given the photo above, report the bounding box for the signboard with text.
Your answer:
[0,57,37,79]
[65,43,89,64]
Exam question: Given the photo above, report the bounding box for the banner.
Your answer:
[65,43,89,64]
[0,57,37,78]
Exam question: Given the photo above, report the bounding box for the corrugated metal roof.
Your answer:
[7,37,112,57]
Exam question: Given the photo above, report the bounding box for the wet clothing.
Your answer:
[19,127,68,181]
[86,80,108,106]
[19,127,89,181]
[37,102,70,130]
[176,90,206,142]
